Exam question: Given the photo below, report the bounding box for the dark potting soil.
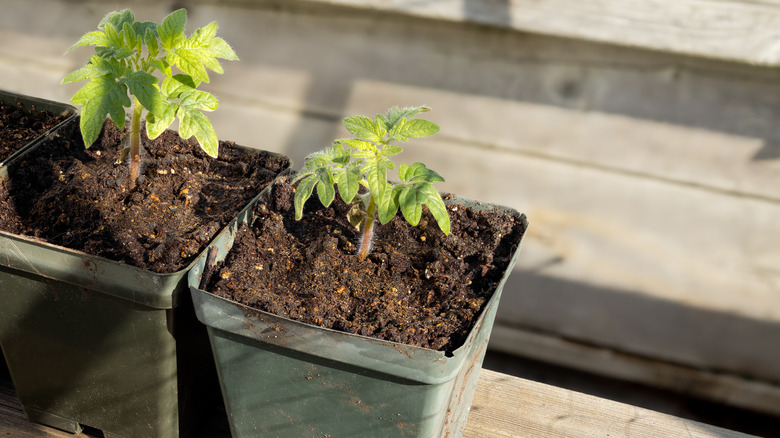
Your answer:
[208,179,526,352]
[0,100,69,162]
[0,119,290,273]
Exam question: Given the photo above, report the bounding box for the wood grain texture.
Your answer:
[303,0,780,66]
[465,369,756,438]
[488,325,780,418]
[0,366,753,438]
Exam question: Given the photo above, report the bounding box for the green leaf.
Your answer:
[144,27,159,58]
[121,70,165,117]
[294,174,319,220]
[145,102,176,139]
[208,37,239,61]
[62,56,122,83]
[336,163,362,205]
[398,183,450,233]
[160,74,196,99]
[158,8,187,50]
[178,105,218,157]
[339,138,374,152]
[385,106,429,128]
[363,157,394,211]
[382,144,403,156]
[72,76,130,147]
[343,115,381,142]
[167,22,238,83]
[376,185,400,224]
[103,23,125,50]
[121,22,138,50]
[330,141,352,166]
[398,162,445,183]
[191,21,218,46]
[65,31,108,53]
[99,9,135,32]
[390,118,439,142]
[178,89,218,111]
[316,168,335,207]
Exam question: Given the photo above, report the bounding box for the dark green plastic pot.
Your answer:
[0,89,77,171]
[0,123,291,438]
[188,194,528,438]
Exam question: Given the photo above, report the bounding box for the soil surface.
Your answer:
[0,119,290,273]
[0,100,69,162]
[208,179,527,352]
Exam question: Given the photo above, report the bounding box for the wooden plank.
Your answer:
[303,0,780,66]
[0,384,92,438]
[488,324,780,418]
[466,369,756,438]
[0,364,753,437]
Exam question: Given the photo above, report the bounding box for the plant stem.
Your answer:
[128,97,143,190]
[357,196,377,260]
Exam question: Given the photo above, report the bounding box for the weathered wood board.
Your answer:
[0,367,755,438]
[1,0,779,414]
[305,0,780,67]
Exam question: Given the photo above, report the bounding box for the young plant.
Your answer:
[62,8,238,188]
[294,106,450,259]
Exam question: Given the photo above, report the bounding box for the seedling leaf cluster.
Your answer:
[62,8,238,188]
[294,106,450,259]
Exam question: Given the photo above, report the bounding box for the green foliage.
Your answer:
[62,8,238,157]
[294,106,450,257]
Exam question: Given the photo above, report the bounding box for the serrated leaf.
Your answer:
[390,118,439,142]
[121,22,137,50]
[398,183,450,234]
[122,70,165,117]
[134,21,158,39]
[62,56,121,83]
[158,8,187,50]
[294,175,319,220]
[178,106,219,157]
[376,185,400,224]
[160,74,196,99]
[73,76,130,147]
[65,31,108,53]
[330,141,352,166]
[191,22,218,46]
[145,102,176,139]
[339,138,374,152]
[99,9,135,32]
[178,89,218,111]
[343,115,382,142]
[398,162,445,183]
[316,168,336,207]
[95,45,134,60]
[385,106,428,128]
[144,27,159,58]
[382,144,403,156]
[336,164,361,205]
[364,158,393,210]
[168,24,237,83]
[208,37,239,61]
[376,114,391,131]
[103,23,125,51]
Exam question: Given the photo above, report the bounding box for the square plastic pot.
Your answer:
[188,194,528,438]
[0,89,77,171]
[0,123,291,438]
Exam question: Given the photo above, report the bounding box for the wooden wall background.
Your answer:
[2,0,779,415]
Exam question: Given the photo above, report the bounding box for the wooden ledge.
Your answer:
[299,0,780,67]
[0,367,754,437]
